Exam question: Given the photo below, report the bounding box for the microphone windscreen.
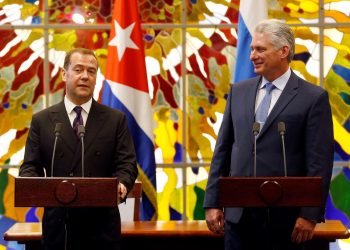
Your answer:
[77,125,85,137]
[278,121,286,134]
[54,123,63,134]
[252,122,260,134]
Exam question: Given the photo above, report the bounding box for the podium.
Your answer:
[219,176,322,207]
[15,177,119,207]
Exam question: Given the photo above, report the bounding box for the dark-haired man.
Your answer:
[20,48,138,250]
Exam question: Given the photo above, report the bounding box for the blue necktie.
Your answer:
[255,82,275,127]
[73,106,83,136]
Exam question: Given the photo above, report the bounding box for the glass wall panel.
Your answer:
[269,0,320,24]
[156,165,209,220]
[48,0,113,24]
[186,27,235,163]
[0,1,42,25]
[323,26,350,228]
[324,1,350,23]
[187,0,238,25]
[185,165,208,220]
[156,166,184,220]
[145,28,183,164]
[0,28,45,167]
[138,0,182,23]
[323,27,350,163]
[291,26,320,84]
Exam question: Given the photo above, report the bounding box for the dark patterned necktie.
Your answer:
[73,106,83,136]
[255,82,275,127]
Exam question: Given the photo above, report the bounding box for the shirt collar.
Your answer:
[64,96,92,114]
[259,68,291,91]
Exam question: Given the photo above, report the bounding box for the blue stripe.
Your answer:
[102,81,156,220]
[233,14,257,83]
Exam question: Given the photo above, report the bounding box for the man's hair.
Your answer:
[63,48,99,70]
[254,19,295,62]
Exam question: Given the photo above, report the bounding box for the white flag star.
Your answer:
[109,20,139,61]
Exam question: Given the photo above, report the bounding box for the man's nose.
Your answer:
[81,69,89,78]
[250,50,257,60]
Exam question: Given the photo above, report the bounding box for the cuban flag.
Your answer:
[102,0,157,220]
[234,0,268,82]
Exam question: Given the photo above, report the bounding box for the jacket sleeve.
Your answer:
[300,91,334,222]
[111,112,138,195]
[19,115,46,177]
[203,86,234,208]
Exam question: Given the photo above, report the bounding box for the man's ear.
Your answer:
[280,46,290,60]
[62,69,67,82]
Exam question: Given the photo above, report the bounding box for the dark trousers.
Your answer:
[224,208,305,250]
[42,207,121,250]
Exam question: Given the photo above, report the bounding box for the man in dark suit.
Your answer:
[20,48,138,250]
[204,19,334,250]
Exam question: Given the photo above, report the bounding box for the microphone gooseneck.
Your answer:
[252,122,260,177]
[77,125,85,177]
[278,121,287,177]
[51,123,63,177]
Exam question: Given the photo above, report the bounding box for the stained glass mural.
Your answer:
[48,0,113,24]
[324,23,350,247]
[0,0,350,249]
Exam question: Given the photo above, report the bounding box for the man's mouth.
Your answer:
[253,63,263,68]
[77,84,89,88]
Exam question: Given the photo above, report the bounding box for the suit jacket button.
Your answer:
[95,151,101,156]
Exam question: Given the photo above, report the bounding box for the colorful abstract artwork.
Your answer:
[0,0,350,249]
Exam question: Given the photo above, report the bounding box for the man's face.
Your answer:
[250,32,288,81]
[62,52,98,105]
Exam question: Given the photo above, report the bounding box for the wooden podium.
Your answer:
[219,176,322,207]
[15,177,119,207]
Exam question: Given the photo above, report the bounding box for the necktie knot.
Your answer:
[73,106,82,116]
[265,82,275,93]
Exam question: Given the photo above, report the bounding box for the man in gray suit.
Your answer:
[20,48,138,250]
[204,20,333,250]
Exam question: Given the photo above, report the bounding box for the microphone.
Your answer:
[253,122,260,136]
[51,123,63,177]
[77,125,85,177]
[252,122,260,177]
[278,121,287,176]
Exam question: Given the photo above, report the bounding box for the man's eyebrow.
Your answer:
[72,64,97,69]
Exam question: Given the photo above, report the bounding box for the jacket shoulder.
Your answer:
[231,76,261,90]
[32,102,63,119]
[93,101,126,117]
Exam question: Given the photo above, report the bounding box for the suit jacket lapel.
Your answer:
[258,71,299,137]
[84,100,106,152]
[246,77,261,143]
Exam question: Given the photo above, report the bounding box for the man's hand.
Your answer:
[118,183,127,200]
[291,217,316,244]
[205,208,225,234]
